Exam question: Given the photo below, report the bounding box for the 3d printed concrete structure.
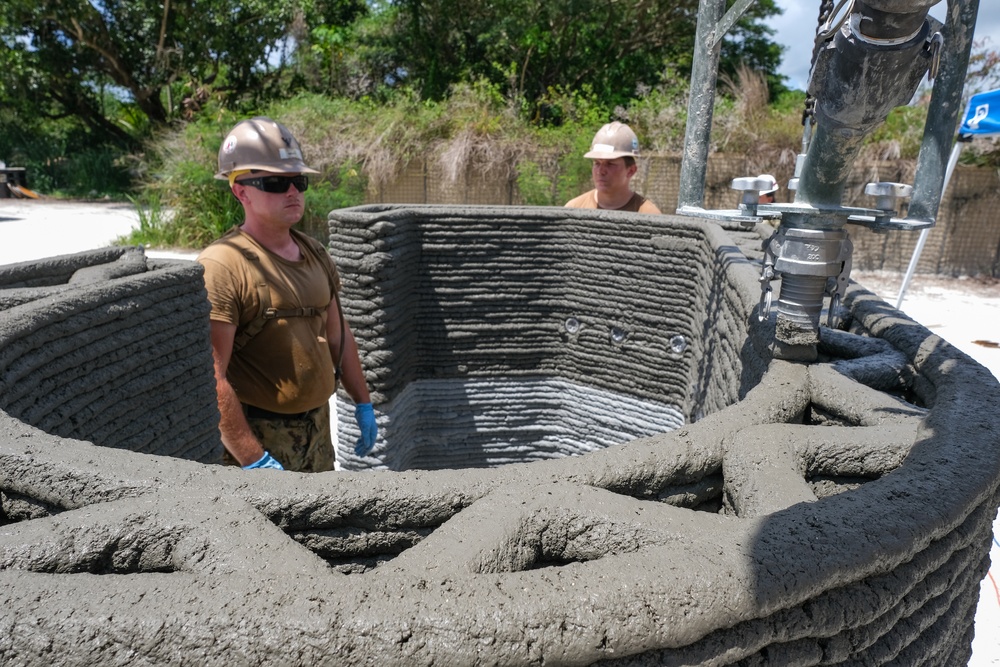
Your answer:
[2,0,996,662]
[1,206,998,665]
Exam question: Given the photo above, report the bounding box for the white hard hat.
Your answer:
[758,174,779,195]
[584,122,640,159]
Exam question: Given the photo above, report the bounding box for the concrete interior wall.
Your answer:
[328,206,771,471]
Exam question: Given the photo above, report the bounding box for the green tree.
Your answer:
[965,38,1000,96]
[354,0,783,112]
[719,0,786,99]
[0,0,307,138]
[286,0,372,97]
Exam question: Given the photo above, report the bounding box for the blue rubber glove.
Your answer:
[354,403,378,457]
[243,451,284,470]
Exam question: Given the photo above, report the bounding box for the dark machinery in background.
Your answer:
[677,0,980,361]
[0,162,38,199]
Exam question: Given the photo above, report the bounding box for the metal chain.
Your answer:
[812,0,837,67]
[802,0,836,127]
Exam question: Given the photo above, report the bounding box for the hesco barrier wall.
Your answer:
[370,155,1000,277]
[1,208,999,666]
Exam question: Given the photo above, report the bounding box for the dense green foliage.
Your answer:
[0,0,781,139]
[0,0,363,197]
[2,0,998,244]
[0,0,367,128]
[347,0,783,111]
[125,68,809,249]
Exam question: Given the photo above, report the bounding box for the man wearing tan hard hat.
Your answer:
[197,116,378,473]
[565,122,661,213]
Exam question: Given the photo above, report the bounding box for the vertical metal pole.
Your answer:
[896,141,964,309]
[677,0,727,209]
[907,0,980,222]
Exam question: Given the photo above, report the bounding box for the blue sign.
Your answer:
[959,89,1000,136]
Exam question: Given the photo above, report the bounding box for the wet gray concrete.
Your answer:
[0,205,998,665]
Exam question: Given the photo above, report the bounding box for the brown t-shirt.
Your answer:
[198,227,341,413]
[565,189,661,214]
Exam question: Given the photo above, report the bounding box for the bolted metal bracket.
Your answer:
[731,176,775,223]
[674,205,767,229]
[864,181,913,231]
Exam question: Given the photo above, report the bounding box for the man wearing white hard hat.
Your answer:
[565,122,661,214]
[758,174,778,204]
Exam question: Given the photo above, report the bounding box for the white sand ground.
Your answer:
[1,198,998,664]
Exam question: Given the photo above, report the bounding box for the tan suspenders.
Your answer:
[220,229,346,379]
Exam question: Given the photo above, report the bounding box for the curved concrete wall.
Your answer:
[0,208,998,666]
[0,246,219,462]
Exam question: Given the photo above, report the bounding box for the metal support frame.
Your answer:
[677,0,979,361]
[908,0,981,223]
[677,0,728,210]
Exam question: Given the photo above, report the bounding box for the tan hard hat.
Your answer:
[584,122,640,159]
[215,117,319,180]
[757,174,779,195]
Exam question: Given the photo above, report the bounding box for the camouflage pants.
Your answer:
[224,402,334,472]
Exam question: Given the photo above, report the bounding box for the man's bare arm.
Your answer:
[208,321,268,466]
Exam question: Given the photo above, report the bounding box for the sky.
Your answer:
[770,0,1000,92]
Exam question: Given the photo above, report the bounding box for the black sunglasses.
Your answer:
[238,174,309,193]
